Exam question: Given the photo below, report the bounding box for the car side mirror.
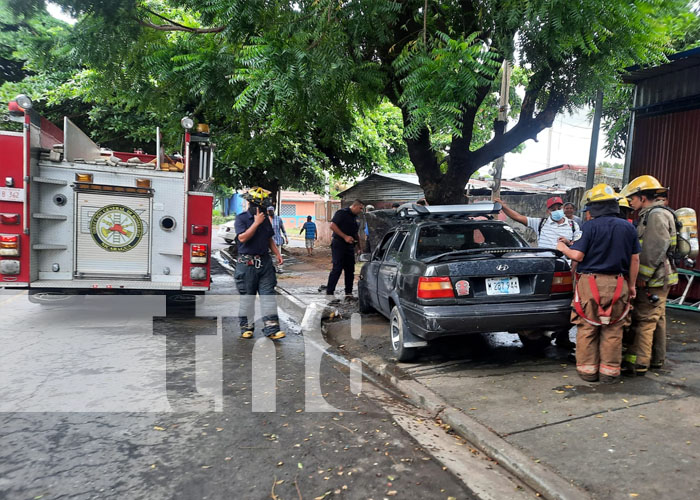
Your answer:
[358,253,371,262]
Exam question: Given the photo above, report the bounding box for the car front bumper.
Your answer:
[401,297,572,340]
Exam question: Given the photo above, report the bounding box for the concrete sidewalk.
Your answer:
[277,250,700,500]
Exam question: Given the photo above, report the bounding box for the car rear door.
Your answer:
[377,231,409,314]
[364,231,395,310]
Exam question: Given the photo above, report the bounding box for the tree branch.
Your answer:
[134,10,225,33]
[469,93,564,169]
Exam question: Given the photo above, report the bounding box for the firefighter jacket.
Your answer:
[637,200,678,288]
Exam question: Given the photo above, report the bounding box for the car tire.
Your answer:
[518,331,552,352]
[390,305,417,362]
[358,284,374,314]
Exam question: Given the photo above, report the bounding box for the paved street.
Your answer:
[0,262,496,500]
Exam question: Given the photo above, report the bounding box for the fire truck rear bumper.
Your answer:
[28,280,184,290]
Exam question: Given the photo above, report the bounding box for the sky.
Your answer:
[498,107,622,180]
[44,3,623,180]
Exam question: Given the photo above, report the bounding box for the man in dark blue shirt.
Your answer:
[234,188,285,340]
[326,200,364,300]
[557,184,640,384]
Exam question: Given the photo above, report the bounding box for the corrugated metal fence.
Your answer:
[630,108,700,298]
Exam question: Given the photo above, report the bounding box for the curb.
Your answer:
[351,352,590,500]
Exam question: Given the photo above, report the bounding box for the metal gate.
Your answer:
[75,192,152,278]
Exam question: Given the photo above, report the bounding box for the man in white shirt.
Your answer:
[496,196,581,249]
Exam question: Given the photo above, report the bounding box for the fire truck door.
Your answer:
[75,192,152,278]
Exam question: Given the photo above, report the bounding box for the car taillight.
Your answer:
[417,276,454,299]
[0,213,19,225]
[551,271,573,293]
[0,234,20,256]
[191,224,208,236]
[191,244,208,264]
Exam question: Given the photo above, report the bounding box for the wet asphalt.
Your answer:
[0,262,473,500]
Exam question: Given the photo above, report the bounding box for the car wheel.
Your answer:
[390,305,417,362]
[518,331,552,352]
[358,284,374,314]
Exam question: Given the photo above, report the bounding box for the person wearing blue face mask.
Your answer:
[496,196,582,249]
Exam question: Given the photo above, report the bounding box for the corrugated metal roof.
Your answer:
[515,164,587,180]
[279,190,336,202]
[623,47,700,84]
[337,172,562,198]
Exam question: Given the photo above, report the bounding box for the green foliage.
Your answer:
[4,0,692,203]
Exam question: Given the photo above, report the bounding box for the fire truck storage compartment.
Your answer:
[75,191,152,278]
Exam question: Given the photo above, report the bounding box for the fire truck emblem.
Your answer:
[90,204,143,252]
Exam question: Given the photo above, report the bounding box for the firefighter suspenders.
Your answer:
[573,274,632,326]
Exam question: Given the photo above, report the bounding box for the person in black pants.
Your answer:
[326,200,364,300]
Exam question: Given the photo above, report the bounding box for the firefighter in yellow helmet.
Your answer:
[557,184,640,383]
[619,175,678,375]
[234,187,285,340]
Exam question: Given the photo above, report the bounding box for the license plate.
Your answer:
[0,187,25,203]
[485,277,520,295]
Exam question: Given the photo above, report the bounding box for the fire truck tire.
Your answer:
[165,292,199,317]
[28,290,83,306]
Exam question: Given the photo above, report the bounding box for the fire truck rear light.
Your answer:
[191,225,208,236]
[0,234,20,256]
[136,178,151,188]
[190,267,207,281]
[0,259,20,275]
[76,173,93,182]
[191,244,208,264]
[1,213,20,224]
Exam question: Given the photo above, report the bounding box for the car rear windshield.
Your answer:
[415,223,526,260]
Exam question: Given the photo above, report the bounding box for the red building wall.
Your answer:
[630,108,700,298]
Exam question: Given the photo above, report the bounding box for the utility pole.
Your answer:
[491,60,512,200]
[586,90,604,190]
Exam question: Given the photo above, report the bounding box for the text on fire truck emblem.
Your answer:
[90,204,144,252]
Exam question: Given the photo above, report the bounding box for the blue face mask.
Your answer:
[550,209,565,221]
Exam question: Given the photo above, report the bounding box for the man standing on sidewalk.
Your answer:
[496,196,581,249]
[235,188,286,340]
[620,175,678,376]
[325,200,364,301]
[557,184,640,384]
[299,215,317,256]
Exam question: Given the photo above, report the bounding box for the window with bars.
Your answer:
[281,204,297,216]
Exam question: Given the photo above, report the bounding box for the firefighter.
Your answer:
[620,175,678,375]
[557,184,640,383]
[234,187,286,340]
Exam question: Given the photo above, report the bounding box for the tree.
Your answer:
[598,7,700,158]
[9,0,686,203]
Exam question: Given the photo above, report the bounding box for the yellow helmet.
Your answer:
[242,186,272,205]
[580,190,591,210]
[617,195,630,209]
[587,183,618,203]
[619,175,668,198]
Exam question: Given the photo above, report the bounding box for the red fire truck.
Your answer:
[0,95,214,305]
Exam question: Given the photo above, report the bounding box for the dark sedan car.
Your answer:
[357,203,574,361]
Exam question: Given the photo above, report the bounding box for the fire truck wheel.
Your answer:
[28,290,83,306]
[165,293,198,317]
